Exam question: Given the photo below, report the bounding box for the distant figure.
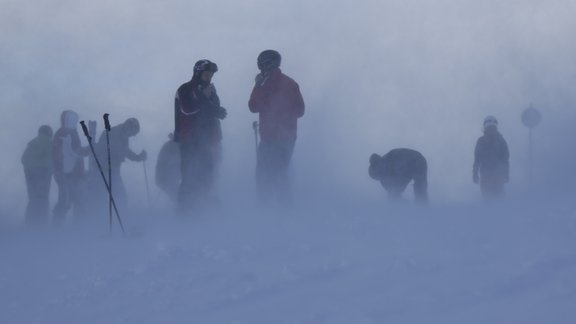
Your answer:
[174,59,227,212]
[21,125,53,226]
[52,110,89,225]
[248,50,305,204]
[473,116,509,201]
[155,133,180,203]
[94,117,147,207]
[369,148,428,204]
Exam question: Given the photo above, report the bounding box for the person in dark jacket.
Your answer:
[174,59,227,212]
[93,117,147,208]
[249,50,305,204]
[369,148,428,204]
[21,125,53,226]
[52,110,89,225]
[473,116,509,201]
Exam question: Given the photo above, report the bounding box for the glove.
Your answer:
[255,73,268,86]
[472,172,479,184]
[138,150,147,162]
[216,107,227,120]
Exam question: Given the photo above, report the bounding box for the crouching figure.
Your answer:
[369,148,428,204]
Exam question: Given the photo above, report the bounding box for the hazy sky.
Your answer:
[2,0,576,218]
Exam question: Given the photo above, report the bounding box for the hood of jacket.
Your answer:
[60,110,79,130]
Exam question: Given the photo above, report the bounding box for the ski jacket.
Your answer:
[473,130,509,182]
[52,110,88,178]
[21,133,53,171]
[249,68,305,141]
[174,79,223,145]
[95,123,142,167]
[369,148,427,190]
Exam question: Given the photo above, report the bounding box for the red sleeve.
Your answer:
[249,85,267,113]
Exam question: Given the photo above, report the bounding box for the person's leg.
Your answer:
[52,174,71,226]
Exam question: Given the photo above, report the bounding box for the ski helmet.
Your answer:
[38,125,53,138]
[483,115,498,129]
[193,59,218,78]
[257,50,281,72]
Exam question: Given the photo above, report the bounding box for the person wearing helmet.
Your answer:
[249,50,305,205]
[92,117,147,209]
[473,116,510,201]
[368,148,428,204]
[174,59,227,212]
[21,125,54,226]
[52,110,90,226]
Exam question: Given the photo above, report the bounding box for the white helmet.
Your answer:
[483,115,498,129]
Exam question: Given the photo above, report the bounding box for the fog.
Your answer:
[2,0,576,222]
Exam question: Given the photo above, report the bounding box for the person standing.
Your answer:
[249,50,305,204]
[94,117,147,208]
[473,115,510,201]
[52,110,89,225]
[21,125,54,226]
[174,59,227,212]
[368,148,428,204]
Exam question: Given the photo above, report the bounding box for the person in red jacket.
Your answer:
[249,50,305,204]
[52,110,90,225]
[174,59,227,212]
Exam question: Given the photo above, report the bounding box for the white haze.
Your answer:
[2,0,576,218]
[2,1,576,322]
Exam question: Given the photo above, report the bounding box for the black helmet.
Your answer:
[193,59,218,78]
[257,50,281,72]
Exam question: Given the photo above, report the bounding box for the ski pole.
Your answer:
[252,121,259,156]
[103,113,112,233]
[143,160,151,207]
[80,120,126,235]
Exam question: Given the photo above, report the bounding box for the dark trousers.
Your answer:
[52,173,85,226]
[256,139,295,204]
[24,167,52,226]
[480,177,505,201]
[178,141,220,211]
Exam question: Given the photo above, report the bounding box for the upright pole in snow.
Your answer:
[252,121,259,157]
[521,105,542,189]
[103,113,113,233]
[80,120,126,235]
[143,160,151,207]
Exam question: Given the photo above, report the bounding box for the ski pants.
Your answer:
[178,141,221,211]
[52,173,85,225]
[24,167,52,226]
[256,139,295,204]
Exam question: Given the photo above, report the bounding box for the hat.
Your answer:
[483,115,498,128]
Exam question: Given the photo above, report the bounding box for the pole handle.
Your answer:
[103,113,111,131]
[80,121,91,141]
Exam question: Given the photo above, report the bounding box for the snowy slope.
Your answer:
[2,200,576,324]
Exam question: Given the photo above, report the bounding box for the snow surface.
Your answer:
[2,198,576,324]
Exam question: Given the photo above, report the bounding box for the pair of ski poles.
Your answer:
[80,114,125,235]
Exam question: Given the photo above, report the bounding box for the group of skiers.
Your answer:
[21,110,146,226]
[21,49,510,226]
